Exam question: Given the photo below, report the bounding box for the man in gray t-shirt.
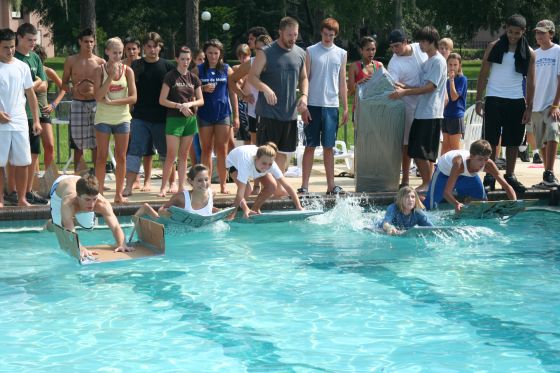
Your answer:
[389,26,447,192]
[249,16,308,175]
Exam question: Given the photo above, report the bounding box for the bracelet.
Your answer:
[475,100,483,104]
[551,105,560,109]
[301,93,308,97]
[51,101,57,109]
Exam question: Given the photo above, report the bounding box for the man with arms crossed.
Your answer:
[62,28,105,171]
[0,28,42,207]
[248,16,308,192]
[299,17,348,195]
[531,20,560,187]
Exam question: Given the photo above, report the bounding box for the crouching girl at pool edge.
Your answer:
[226,142,303,219]
[135,164,219,219]
[379,186,434,235]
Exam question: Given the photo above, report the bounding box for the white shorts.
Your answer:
[0,130,32,167]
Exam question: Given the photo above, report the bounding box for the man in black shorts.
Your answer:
[475,14,536,193]
[248,17,308,177]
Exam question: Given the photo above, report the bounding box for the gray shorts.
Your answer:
[442,117,465,135]
[532,107,560,148]
[95,122,131,135]
[197,116,231,128]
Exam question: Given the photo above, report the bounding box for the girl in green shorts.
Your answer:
[158,46,204,197]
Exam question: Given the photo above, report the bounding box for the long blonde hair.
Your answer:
[395,186,425,212]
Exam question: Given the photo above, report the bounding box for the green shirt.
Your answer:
[15,50,47,118]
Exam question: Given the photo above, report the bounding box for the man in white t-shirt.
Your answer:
[387,29,428,188]
[531,20,560,187]
[299,17,348,195]
[389,26,447,192]
[0,28,41,208]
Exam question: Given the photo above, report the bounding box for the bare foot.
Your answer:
[220,187,230,194]
[122,188,133,197]
[18,199,32,207]
[114,195,129,204]
[158,189,167,197]
[251,186,261,195]
[415,185,428,193]
[141,182,152,192]
[167,183,178,194]
[132,180,141,190]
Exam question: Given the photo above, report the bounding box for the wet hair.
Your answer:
[236,43,251,59]
[248,26,268,38]
[506,14,527,29]
[78,28,95,40]
[279,16,299,30]
[105,37,123,51]
[395,186,425,212]
[123,37,140,48]
[175,45,191,59]
[256,34,273,48]
[321,18,339,35]
[187,164,208,181]
[359,36,376,49]
[256,142,278,159]
[203,38,225,71]
[142,31,163,48]
[0,28,16,42]
[415,26,440,47]
[16,23,37,37]
[470,139,492,157]
[438,37,453,50]
[447,52,463,74]
[33,44,47,62]
[76,174,100,196]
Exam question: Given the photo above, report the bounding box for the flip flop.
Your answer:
[297,187,309,195]
[326,185,345,195]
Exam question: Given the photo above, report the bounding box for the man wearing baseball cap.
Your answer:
[532,20,560,187]
[387,29,428,188]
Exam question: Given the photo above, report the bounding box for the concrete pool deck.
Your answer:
[0,159,558,221]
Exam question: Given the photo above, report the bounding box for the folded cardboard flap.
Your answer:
[36,163,60,198]
[165,206,236,227]
[53,217,165,265]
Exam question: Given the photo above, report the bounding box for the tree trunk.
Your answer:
[186,0,200,52]
[394,0,403,30]
[80,0,97,53]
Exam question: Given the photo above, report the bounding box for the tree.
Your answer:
[80,0,97,53]
[186,0,200,51]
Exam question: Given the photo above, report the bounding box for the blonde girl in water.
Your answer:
[93,37,137,203]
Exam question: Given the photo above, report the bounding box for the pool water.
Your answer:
[1,200,560,372]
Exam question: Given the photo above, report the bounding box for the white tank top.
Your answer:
[486,52,524,99]
[183,190,213,216]
[438,150,477,177]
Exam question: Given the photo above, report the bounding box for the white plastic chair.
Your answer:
[463,104,483,150]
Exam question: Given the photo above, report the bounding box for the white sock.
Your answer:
[533,150,539,155]
[518,145,527,152]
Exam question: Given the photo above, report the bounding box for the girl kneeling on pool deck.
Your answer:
[380,186,434,235]
[135,164,218,219]
[226,143,303,219]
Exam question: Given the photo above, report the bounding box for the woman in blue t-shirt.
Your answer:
[192,39,239,194]
[379,186,434,235]
[441,53,468,155]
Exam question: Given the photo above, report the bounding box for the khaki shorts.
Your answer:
[531,107,560,148]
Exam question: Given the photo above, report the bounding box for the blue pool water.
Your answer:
[1,201,560,372]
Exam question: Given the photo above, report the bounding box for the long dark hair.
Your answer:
[202,39,225,71]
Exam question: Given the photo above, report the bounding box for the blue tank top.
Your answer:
[197,63,231,122]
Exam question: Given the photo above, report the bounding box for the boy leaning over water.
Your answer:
[424,140,517,213]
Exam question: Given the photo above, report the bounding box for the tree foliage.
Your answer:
[20,0,560,59]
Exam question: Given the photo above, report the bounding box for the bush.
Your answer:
[456,48,485,60]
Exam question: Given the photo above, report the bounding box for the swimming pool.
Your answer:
[1,200,560,372]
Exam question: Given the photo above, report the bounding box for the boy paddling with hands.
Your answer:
[46,174,133,259]
[424,139,517,213]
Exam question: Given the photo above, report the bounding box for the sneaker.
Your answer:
[533,152,543,164]
[543,170,560,187]
[505,174,527,194]
[519,150,530,162]
[3,191,18,205]
[26,191,48,205]
[483,174,496,192]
